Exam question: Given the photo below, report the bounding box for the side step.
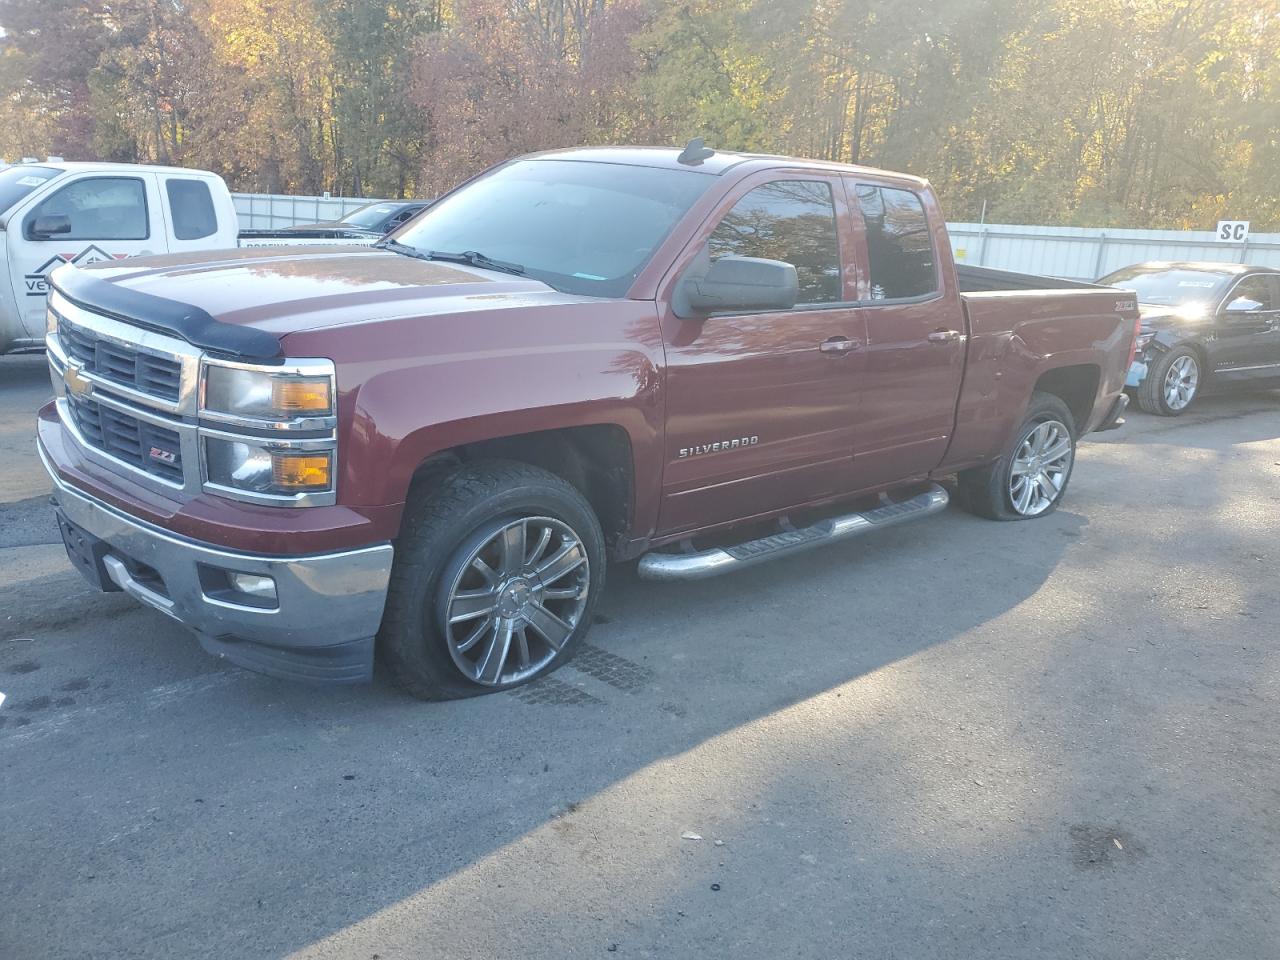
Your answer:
[636,484,949,582]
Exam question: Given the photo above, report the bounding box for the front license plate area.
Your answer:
[55,509,120,593]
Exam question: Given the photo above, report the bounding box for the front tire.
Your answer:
[379,461,604,701]
[1137,345,1201,416]
[958,392,1077,521]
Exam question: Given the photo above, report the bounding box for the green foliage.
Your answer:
[0,0,1275,226]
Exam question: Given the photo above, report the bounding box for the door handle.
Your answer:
[819,336,858,355]
[927,329,962,343]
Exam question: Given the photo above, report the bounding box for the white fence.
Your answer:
[233,193,383,230]
[948,222,1280,280]
[234,193,1280,280]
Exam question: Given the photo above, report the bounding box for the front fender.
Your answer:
[1128,330,1202,386]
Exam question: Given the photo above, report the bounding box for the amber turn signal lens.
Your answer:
[271,454,331,490]
[271,378,331,414]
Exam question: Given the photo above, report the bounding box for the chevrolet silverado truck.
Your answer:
[37,144,1138,699]
[0,160,377,355]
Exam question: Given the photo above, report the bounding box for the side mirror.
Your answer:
[29,214,71,239]
[678,255,799,316]
[1222,296,1265,320]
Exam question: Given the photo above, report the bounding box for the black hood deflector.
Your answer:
[53,267,283,364]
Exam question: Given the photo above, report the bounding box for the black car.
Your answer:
[287,200,431,235]
[1098,261,1280,415]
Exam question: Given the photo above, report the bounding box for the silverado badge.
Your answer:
[678,436,759,458]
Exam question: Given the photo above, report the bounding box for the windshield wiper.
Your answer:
[373,241,526,276]
[422,250,526,276]
[374,238,431,260]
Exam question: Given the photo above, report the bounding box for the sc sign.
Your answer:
[1216,220,1250,242]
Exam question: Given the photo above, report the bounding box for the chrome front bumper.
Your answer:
[41,444,394,683]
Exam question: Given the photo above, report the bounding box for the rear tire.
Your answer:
[379,461,605,701]
[958,392,1077,521]
[1137,345,1201,416]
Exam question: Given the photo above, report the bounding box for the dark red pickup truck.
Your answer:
[37,145,1138,698]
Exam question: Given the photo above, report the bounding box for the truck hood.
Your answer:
[68,245,577,340]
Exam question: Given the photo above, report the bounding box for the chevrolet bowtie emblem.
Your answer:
[63,364,94,399]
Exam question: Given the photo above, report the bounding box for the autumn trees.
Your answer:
[0,0,1276,228]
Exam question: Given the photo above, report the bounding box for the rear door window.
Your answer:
[28,177,148,241]
[854,185,937,300]
[166,178,218,240]
[708,180,842,304]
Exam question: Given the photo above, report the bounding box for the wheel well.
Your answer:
[1034,365,1100,434]
[410,425,634,549]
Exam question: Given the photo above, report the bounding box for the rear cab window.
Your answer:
[165,178,218,240]
[708,180,843,305]
[852,183,938,300]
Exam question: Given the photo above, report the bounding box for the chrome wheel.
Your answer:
[438,516,590,686]
[1008,419,1073,517]
[1163,354,1199,411]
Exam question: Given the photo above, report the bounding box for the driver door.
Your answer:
[1212,274,1280,381]
[656,174,866,536]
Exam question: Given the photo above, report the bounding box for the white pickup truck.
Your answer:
[0,160,376,355]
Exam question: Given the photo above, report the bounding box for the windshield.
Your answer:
[1099,265,1231,306]
[392,158,716,297]
[342,203,401,229]
[0,165,60,216]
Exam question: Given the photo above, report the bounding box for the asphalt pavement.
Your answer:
[2,351,1278,959]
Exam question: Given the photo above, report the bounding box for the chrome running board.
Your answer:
[637,484,949,582]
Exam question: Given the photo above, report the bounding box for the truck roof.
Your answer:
[13,160,223,178]
[526,146,929,189]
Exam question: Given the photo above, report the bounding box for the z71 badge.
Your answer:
[678,436,759,458]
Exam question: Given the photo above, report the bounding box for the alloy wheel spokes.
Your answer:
[1165,355,1198,410]
[475,620,515,684]
[448,587,497,623]
[1008,418,1073,516]
[526,602,573,650]
[498,520,527,578]
[536,541,587,587]
[440,516,590,686]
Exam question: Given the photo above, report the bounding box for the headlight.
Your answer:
[1134,332,1155,352]
[204,436,333,497]
[46,306,58,338]
[199,358,338,506]
[202,361,334,423]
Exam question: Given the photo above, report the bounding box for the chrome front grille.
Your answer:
[65,392,185,484]
[48,290,201,495]
[57,312,182,401]
[47,288,335,508]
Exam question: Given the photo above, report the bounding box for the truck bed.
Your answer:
[938,280,1139,471]
[955,264,1104,292]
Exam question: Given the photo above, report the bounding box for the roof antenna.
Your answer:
[677,137,715,166]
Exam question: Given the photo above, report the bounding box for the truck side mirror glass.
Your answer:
[676,255,799,317]
[29,213,72,239]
